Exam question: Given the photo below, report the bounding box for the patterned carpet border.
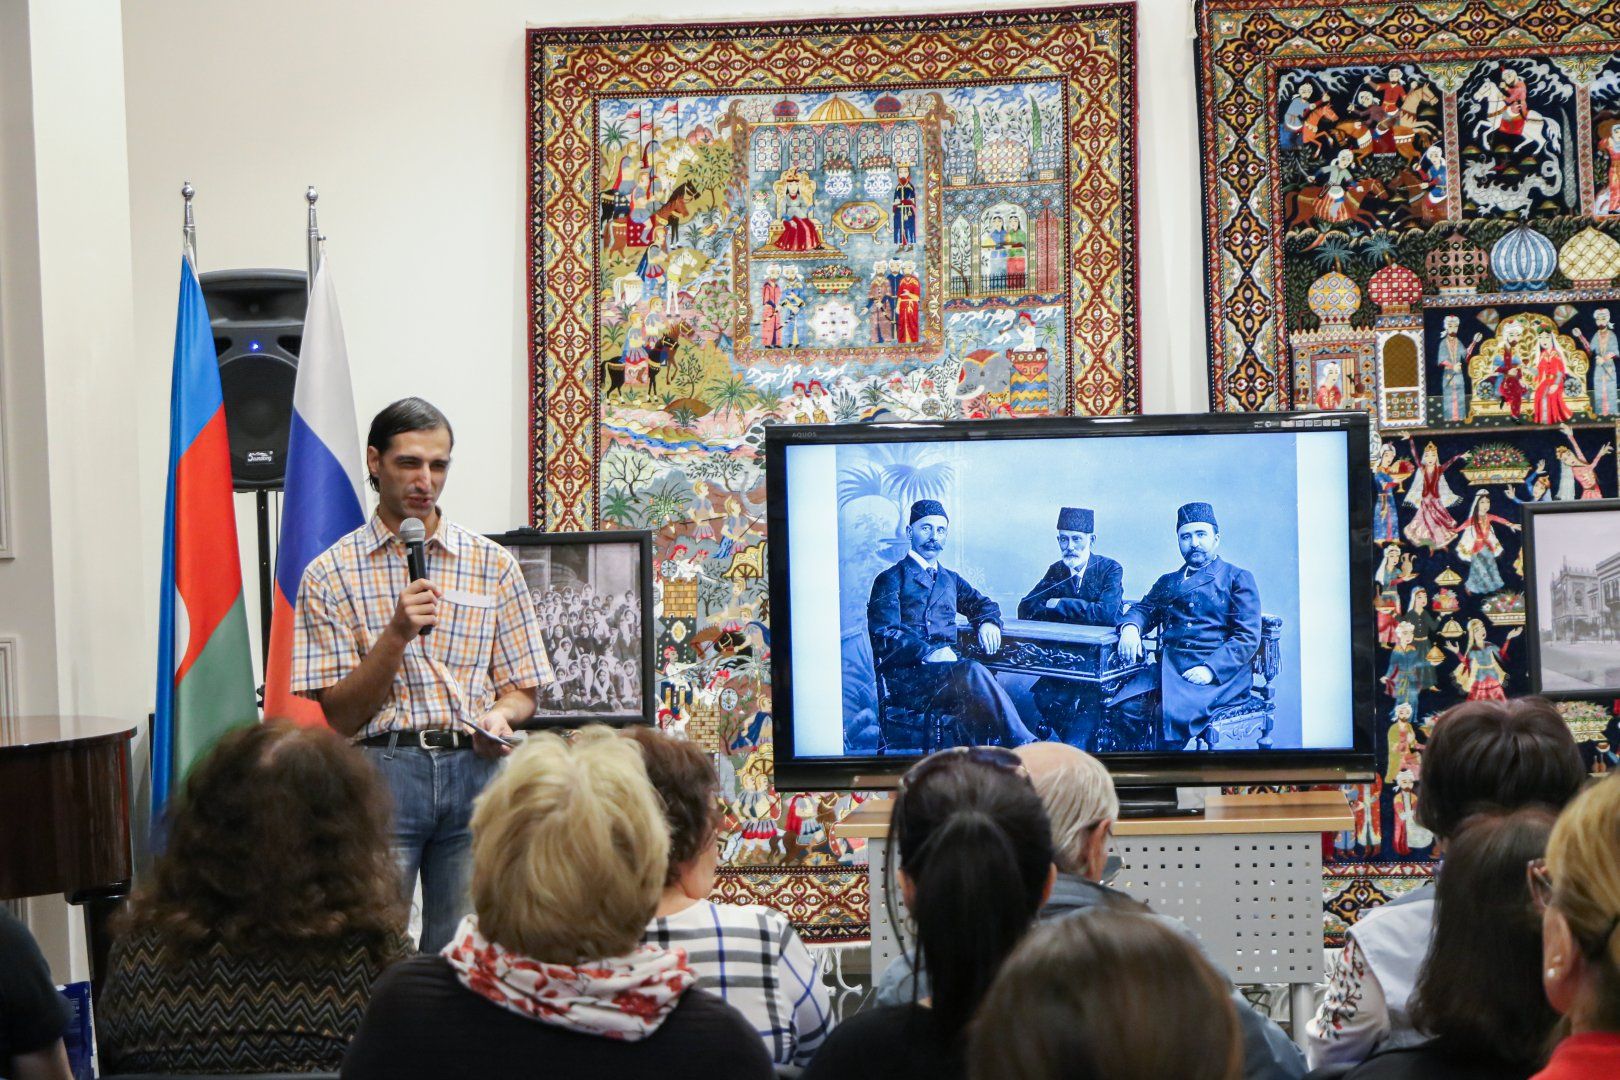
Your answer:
[713,866,871,945]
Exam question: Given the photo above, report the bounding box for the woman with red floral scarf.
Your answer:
[343,728,770,1080]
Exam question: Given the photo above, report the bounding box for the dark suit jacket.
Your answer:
[1017,556,1125,625]
[1119,557,1261,735]
[867,556,1001,676]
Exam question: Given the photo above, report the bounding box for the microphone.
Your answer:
[399,517,431,638]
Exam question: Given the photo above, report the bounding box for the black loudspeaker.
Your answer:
[199,269,307,491]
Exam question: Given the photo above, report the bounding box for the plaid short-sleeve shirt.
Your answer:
[292,514,551,740]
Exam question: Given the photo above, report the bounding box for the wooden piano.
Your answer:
[0,715,137,989]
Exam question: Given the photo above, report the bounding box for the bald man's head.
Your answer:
[1014,743,1119,875]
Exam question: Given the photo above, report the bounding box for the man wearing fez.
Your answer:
[1017,506,1125,747]
[867,499,1037,746]
[1116,502,1261,750]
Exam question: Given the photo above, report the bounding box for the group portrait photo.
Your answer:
[492,532,650,723]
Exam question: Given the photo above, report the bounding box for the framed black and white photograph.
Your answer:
[488,529,655,727]
[1522,499,1620,698]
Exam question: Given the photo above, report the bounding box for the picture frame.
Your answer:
[488,528,655,727]
[0,351,12,559]
[1521,498,1620,699]
[0,637,17,723]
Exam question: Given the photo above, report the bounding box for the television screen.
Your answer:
[766,413,1377,790]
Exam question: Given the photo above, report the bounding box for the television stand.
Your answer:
[1116,785,1198,819]
[846,789,1352,1050]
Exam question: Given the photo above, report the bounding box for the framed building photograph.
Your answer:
[1522,499,1620,698]
[488,529,654,727]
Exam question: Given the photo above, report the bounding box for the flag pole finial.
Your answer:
[306,186,322,294]
[181,181,197,267]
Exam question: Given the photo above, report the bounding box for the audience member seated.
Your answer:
[1308,698,1585,1070]
[98,721,412,1074]
[0,906,73,1080]
[1533,774,1620,1079]
[341,727,772,1080]
[802,746,1054,1080]
[1341,807,1559,1080]
[968,909,1242,1080]
[876,742,1305,1079]
[627,726,832,1067]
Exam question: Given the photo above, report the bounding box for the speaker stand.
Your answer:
[255,490,273,672]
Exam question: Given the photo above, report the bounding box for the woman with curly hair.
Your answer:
[97,721,411,1074]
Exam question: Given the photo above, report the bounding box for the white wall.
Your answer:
[121,0,1210,673]
[2,0,143,984]
[33,0,145,727]
[0,0,62,720]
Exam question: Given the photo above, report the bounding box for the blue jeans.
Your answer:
[363,741,499,954]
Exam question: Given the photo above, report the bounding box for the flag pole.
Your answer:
[266,187,362,726]
[306,185,322,292]
[181,181,197,268]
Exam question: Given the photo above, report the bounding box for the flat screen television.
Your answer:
[765,412,1378,795]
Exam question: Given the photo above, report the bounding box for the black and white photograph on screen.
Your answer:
[780,426,1359,761]
[490,530,653,724]
[1524,499,1620,696]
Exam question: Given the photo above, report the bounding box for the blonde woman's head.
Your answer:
[469,726,669,963]
[1543,774,1620,1033]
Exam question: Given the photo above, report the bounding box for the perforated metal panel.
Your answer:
[868,838,908,973]
[867,830,1326,984]
[1110,833,1324,982]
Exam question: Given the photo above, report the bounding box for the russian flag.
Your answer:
[263,257,364,725]
[154,257,258,814]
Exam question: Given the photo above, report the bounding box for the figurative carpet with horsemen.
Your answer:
[1198,0,1620,421]
[1198,0,1620,944]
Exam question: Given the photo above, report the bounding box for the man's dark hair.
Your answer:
[1416,697,1585,840]
[365,397,453,492]
[623,726,721,886]
[1409,807,1560,1067]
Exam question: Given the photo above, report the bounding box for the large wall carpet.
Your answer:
[1196,0,1620,415]
[1330,421,1619,938]
[1197,0,1620,946]
[527,7,1139,942]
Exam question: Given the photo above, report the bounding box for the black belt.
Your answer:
[359,729,472,751]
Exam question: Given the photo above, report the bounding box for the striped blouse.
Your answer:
[97,927,413,1074]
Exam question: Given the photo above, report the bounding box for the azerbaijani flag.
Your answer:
[153,256,258,814]
[262,257,364,725]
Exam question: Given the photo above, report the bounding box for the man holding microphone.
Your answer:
[293,398,550,952]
